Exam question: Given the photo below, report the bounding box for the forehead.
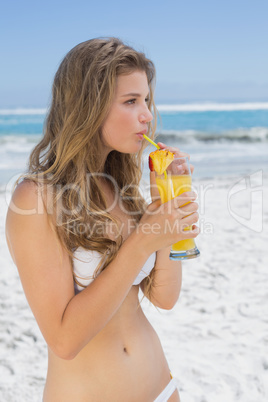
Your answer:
[115,71,149,95]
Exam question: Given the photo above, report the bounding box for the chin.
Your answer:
[134,140,143,152]
[117,142,142,154]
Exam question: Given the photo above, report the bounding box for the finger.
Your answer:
[179,225,200,238]
[157,142,170,150]
[190,164,194,174]
[171,164,194,176]
[175,151,190,160]
[157,142,190,160]
[146,198,162,213]
[171,192,197,208]
[172,162,191,175]
[179,201,199,214]
[157,143,182,156]
[181,211,199,226]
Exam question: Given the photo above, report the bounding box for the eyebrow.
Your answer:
[121,92,149,98]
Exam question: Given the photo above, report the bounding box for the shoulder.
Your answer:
[8,179,55,217]
[6,179,52,245]
[10,179,41,211]
[6,179,64,265]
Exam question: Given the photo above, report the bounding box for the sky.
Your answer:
[1,0,268,107]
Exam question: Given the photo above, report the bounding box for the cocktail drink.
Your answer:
[155,157,200,260]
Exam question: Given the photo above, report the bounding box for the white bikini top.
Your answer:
[73,247,156,293]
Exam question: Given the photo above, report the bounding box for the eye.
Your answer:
[126,99,136,104]
[145,97,150,104]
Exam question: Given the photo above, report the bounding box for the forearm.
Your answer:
[55,232,149,359]
[143,247,182,310]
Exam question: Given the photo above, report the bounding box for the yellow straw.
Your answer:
[143,134,167,179]
[143,134,161,149]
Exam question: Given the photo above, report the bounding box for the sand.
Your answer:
[0,172,267,401]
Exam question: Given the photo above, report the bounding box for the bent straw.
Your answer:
[143,134,168,179]
[143,134,161,149]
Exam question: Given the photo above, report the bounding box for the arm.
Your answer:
[140,247,182,310]
[5,181,151,360]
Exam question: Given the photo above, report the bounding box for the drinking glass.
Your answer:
[155,157,200,260]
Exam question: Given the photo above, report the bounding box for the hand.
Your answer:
[137,192,199,254]
[150,142,194,201]
[157,141,194,174]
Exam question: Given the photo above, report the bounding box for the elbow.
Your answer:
[160,299,177,310]
[56,349,78,361]
[51,344,77,361]
[49,338,81,361]
[153,293,180,310]
[46,319,96,360]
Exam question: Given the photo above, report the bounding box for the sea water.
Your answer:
[154,103,268,178]
[0,104,268,188]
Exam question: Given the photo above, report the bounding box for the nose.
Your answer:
[139,105,153,124]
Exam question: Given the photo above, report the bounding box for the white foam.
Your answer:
[1,103,268,115]
[0,108,47,115]
[157,102,268,112]
[158,127,268,142]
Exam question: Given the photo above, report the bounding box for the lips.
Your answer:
[136,133,144,140]
[137,128,148,135]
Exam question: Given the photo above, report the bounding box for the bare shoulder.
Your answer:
[6,179,56,261]
[8,179,45,214]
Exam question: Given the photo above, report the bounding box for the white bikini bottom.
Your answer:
[154,378,178,402]
[43,378,178,402]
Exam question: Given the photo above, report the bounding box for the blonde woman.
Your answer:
[6,38,199,401]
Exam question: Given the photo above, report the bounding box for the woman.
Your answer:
[6,38,199,401]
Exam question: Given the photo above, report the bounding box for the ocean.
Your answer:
[0,103,268,190]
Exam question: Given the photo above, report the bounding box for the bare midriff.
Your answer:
[43,286,173,402]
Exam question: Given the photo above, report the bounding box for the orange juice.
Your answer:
[155,174,196,252]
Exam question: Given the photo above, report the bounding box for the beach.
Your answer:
[0,106,268,401]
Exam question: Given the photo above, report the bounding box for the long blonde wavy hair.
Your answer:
[28,37,157,294]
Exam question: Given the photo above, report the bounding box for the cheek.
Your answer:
[101,107,135,147]
[101,128,114,148]
[104,109,123,132]
[113,109,131,127]
[101,122,122,149]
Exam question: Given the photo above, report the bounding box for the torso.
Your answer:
[44,287,173,401]
[43,180,178,401]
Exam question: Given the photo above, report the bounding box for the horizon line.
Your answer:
[1,101,268,115]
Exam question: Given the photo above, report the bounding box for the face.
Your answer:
[101,71,153,155]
